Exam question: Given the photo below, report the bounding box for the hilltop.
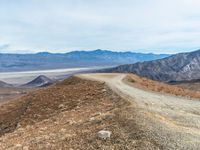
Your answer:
[0,76,146,149]
[1,73,200,149]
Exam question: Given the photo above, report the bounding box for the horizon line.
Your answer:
[0,48,187,55]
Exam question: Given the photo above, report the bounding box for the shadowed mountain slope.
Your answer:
[22,75,53,88]
[103,49,200,82]
[0,81,13,88]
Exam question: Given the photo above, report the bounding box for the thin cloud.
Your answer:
[0,0,200,53]
[0,44,10,52]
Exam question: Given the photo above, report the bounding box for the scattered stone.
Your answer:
[89,117,95,121]
[18,127,25,132]
[40,127,47,131]
[60,128,66,133]
[76,106,80,109]
[97,130,111,140]
[58,104,64,109]
[102,89,107,92]
[23,146,29,150]
[15,144,22,148]
[97,112,102,116]
[69,120,76,125]
[43,135,50,140]
[16,123,21,129]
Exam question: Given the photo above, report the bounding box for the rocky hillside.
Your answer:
[104,49,200,82]
[0,76,162,149]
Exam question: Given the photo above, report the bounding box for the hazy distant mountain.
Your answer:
[22,75,53,88]
[0,49,169,72]
[103,49,200,82]
[0,81,13,88]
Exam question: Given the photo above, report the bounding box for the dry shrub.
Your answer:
[126,74,200,99]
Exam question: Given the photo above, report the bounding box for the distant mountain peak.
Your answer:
[22,75,53,88]
[0,81,13,88]
[36,52,51,55]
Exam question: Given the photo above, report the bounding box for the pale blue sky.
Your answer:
[0,0,200,54]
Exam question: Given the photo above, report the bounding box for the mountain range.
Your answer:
[0,49,169,72]
[103,49,200,82]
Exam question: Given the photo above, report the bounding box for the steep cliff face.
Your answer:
[103,49,200,82]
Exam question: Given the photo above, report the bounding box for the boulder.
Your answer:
[97,130,111,140]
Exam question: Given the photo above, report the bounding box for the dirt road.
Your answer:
[78,73,200,149]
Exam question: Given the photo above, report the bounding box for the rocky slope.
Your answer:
[0,76,161,149]
[103,49,200,82]
[2,74,200,149]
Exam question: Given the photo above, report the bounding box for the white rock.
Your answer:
[23,146,29,150]
[97,130,111,140]
[58,104,64,109]
[102,89,107,92]
[60,128,66,133]
[89,117,95,121]
[15,144,22,148]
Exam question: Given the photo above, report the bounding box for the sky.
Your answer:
[0,0,200,54]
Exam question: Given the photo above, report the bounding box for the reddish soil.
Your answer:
[126,74,200,99]
[0,77,161,150]
[0,87,30,105]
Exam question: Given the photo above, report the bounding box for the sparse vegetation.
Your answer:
[126,74,200,99]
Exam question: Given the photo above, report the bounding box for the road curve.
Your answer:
[78,73,200,149]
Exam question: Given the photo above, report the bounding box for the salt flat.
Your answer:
[0,67,95,85]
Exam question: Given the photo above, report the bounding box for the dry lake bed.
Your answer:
[0,67,97,85]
